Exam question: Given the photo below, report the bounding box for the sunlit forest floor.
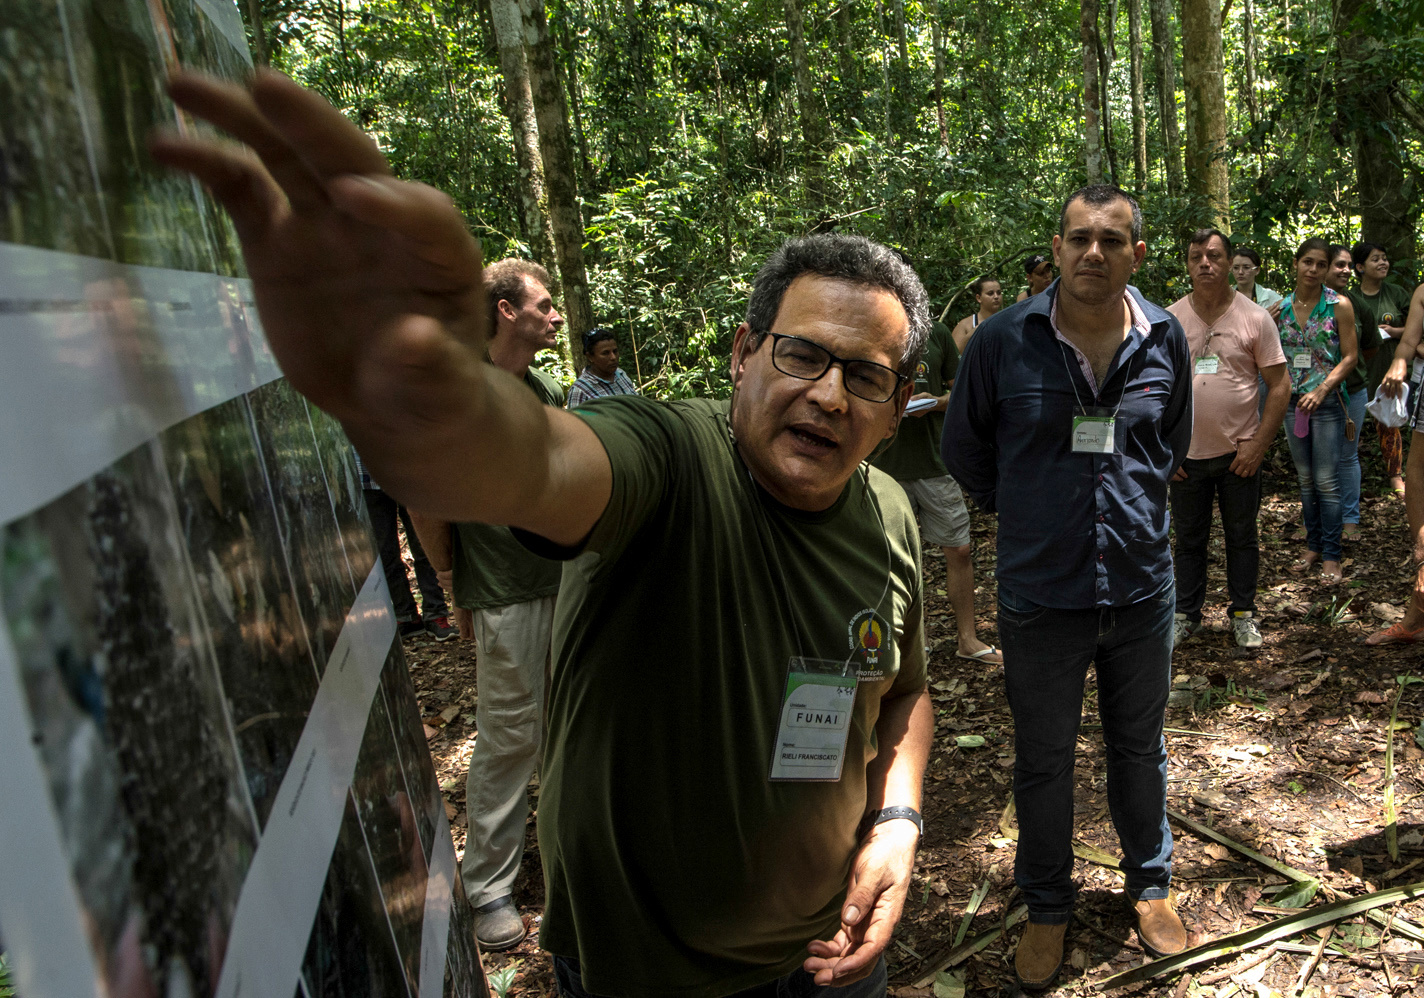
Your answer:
[406,434,1424,996]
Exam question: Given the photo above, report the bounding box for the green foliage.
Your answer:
[253,0,1424,396]
[487,963,520,998]
[0,952,14,998]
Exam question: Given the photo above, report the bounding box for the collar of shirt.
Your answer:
[1048,288,1151,395]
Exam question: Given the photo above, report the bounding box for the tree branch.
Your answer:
[1393,92,1424,137]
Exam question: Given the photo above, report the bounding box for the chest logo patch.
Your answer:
[848,608,892,681]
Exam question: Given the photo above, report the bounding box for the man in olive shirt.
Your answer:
[156,72,933,998]
[412,258,565,951]
[873,319,999,663]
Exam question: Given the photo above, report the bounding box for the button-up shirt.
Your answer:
[942,282,1193,609]
[567,367,639,408]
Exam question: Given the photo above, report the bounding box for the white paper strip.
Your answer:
[193,0,254,61]
[213,560,395,998]
[0,613,105,998]
[0,242,282,527]
[418,810,457,998]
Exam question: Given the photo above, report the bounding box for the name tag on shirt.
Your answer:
[769,657,857,782]
[1071,413,1115,454]
[1289,347,1313,369]
[1195,355,1220,375]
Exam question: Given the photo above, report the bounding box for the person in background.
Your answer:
[1231,246,1283,318]
[872,317,1002,666]
[1353,241,1413,495]
[1369,285,1424,646]
[1323,245,1381,541]
[1278,239,1359,584]
[1016,253,1055,302]
[356,452,456,641]
[1168,228,1288,651]
[567,327,638,408]
[944,185,1192,990]
[412,258,567,952]
[951,275,1003,353]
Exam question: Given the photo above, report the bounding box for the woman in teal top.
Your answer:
[1277,238,1359,583]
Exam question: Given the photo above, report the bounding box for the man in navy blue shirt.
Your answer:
[943,186,1193,990]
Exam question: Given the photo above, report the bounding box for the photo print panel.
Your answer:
[0,1,485,996]
[1,442,260,998]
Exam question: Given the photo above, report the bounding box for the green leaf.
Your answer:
[1271,878,1320,908]
[933,970,966,998]
[955,735,986,749]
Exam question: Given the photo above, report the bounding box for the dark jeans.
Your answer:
[553,956,887,998]
[1169,453,1261,621]
[1285,399,1346,562]
[998,584,1175,923]
[362,487,447,621]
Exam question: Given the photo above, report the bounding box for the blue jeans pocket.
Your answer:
[998,587,1048,625]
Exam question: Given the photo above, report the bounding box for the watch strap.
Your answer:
[863,805,923,838]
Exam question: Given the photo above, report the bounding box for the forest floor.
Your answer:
[403,441,1424,997]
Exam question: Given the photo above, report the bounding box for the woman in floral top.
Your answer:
[1277,238,1359,583]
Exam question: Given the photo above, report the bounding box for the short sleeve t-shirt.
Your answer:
[1358,282,1414,395]
[528,396,927,998]
[451,367,565,609]
[872,319,960,481]
[1340,289,1381,395]
[1168,292,1286,460]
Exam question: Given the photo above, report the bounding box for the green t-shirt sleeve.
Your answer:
[943,334,960,387]
[568,395,679,564]
[892,591,928,696]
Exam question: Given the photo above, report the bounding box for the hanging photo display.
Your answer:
[0,1,486,996]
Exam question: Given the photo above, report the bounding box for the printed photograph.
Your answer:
[159,396,323,830]
[2,439,259,998]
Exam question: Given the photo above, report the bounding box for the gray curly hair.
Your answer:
[744,234,931,375]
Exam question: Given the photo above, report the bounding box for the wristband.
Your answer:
[861,805,923,839]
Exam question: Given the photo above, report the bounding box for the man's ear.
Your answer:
[1132,240,1147,273]
[730,322,753,388]
[496,297,518,324]
[1051,234,1063,268]
[884,379,913,440]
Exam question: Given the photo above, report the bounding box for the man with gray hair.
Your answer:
[157,69,934,997]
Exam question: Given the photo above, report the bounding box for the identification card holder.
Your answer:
[1071,406,1116,454]
[768,656,858,782]
[1195,355,1220,375]
[1290,347,1313,370]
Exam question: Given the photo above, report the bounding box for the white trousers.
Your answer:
[461,595,555,906]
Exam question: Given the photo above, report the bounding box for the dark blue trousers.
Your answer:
[998,584,1176,923]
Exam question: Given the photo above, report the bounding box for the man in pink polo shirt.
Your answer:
[1168,228,1290,650]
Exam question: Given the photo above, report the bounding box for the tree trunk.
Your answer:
[1098,11,1119,185]
[1240,0,1260,126]
[929,0,949,149]
[522,0,592,360]
[559,20,594,188]
[489,0,560,279]
[1081,0,1104,184]
[1181,0,1230,224]
[783,0,828,209]
[243,0,268,65]
[1128,0,1149,188]
[1147,0,1184,196]
[1339,0,1412,261]
[890,0,911,137]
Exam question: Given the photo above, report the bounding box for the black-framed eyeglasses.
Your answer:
[766,333,907,404]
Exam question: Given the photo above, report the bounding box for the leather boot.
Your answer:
[1014,920,1067,991]
[1134,897,1187,956]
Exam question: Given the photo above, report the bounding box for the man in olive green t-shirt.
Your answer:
[412,259,565,952]
[160,79,933,998]
[872,319,1000,665]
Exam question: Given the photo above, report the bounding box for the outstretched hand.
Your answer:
[804,820,919,985]
[150,70,486,432]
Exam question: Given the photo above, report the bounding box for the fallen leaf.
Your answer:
[1257,671,1297,691]
[955,735,986,748]
[423,723,439,740]
[1293,648,1325,664]
[932,970,965,998]
[1193,790,1231,811]
[1204,843,1231,862]
[440,705,460,722]
[444,800,457,820]
[1355,691,1387,704]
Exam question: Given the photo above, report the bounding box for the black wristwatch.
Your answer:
[860,806,924,840]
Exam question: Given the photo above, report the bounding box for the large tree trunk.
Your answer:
[1339,0,1412,262]
[522,0,592,360]
[489,0,559,280]
[929,0,949,149]
[1098,0,1119,185]
[1181,0,1230,224]
[1128,0,1148,188]
[243,0,268,65]
[1147,0,1184,196]
[1081,0,1104,184]
[783,0,828,209]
